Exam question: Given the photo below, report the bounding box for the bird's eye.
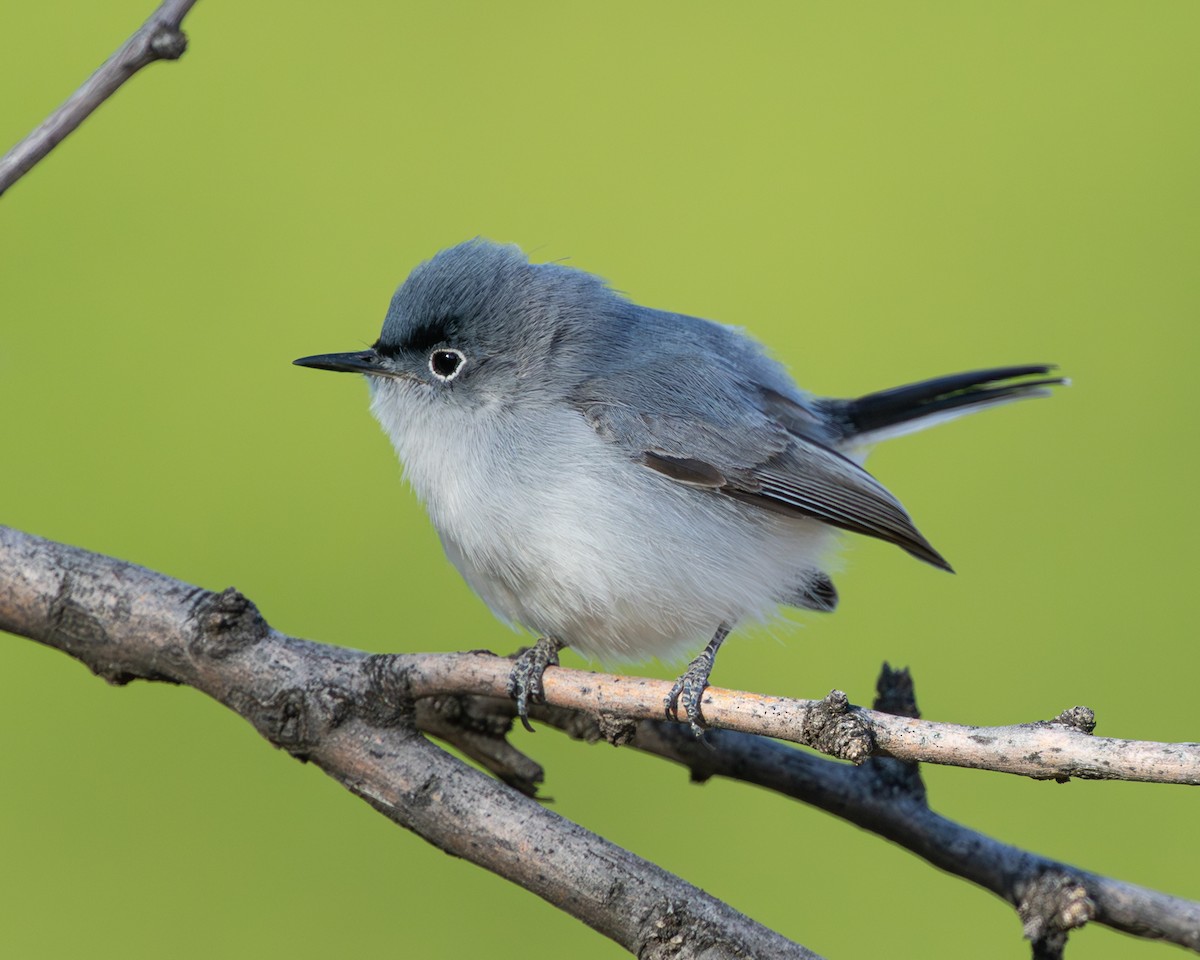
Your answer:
[429,348,465,381]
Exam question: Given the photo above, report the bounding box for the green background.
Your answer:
[2,2,1197,957]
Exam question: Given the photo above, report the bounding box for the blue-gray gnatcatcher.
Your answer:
[295,239,1062,732]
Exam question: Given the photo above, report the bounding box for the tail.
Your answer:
[829,364,1066,446]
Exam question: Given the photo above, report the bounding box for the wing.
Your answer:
[569,340,951,571]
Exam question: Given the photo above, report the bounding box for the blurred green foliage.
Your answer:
[2,2,1197,957]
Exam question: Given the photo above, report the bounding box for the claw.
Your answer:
[506,636,563,731]
[664,625,730,737]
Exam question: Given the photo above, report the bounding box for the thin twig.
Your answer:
[403,653,1200,785]
[0,0,200,197]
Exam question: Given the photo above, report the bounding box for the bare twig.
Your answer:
[532,710,1200,955]
[0,0,200,197]
[401,651,1200,786]
[3,523,1198,955]
[429,674,1200,957]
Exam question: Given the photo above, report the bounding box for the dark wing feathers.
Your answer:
[640,452,726,487]
[681,445,951,571]
[750,459,950,569]
[573,359,951,571]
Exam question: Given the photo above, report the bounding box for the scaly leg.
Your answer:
[507,636,564,731]
[664,624,731,736]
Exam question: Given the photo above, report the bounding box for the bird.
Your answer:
[294,239,1063,733]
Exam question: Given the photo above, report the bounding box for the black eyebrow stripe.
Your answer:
[376,315,460,358]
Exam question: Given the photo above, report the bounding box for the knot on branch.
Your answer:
[189,587,268,658]
[803,689,874,762]
[640,899,718,959]
[362,654,417,729]
[49,573,114,649]
[149,26,188,60]
[235,682,356,758]
[595,711,638,745]
[1053,706,1096,734]
[1017,869,1095,958]
[256,688,315,754]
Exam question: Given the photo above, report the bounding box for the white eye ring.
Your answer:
[429,348,466,381]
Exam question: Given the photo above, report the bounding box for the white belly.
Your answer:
[372,387,835,664]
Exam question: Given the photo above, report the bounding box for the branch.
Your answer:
[0,0,200,197]
[400,651,1200,787]
[527,696,1200,956]
[0,525,814,960]
[422,677,1200,957]
[3,523,1198,955]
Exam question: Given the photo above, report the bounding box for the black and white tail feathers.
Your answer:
[828,364,1067,447]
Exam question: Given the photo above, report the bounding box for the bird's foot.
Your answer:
[664,661,712,737]
[507,636,563,732]
[664,625,730,737]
